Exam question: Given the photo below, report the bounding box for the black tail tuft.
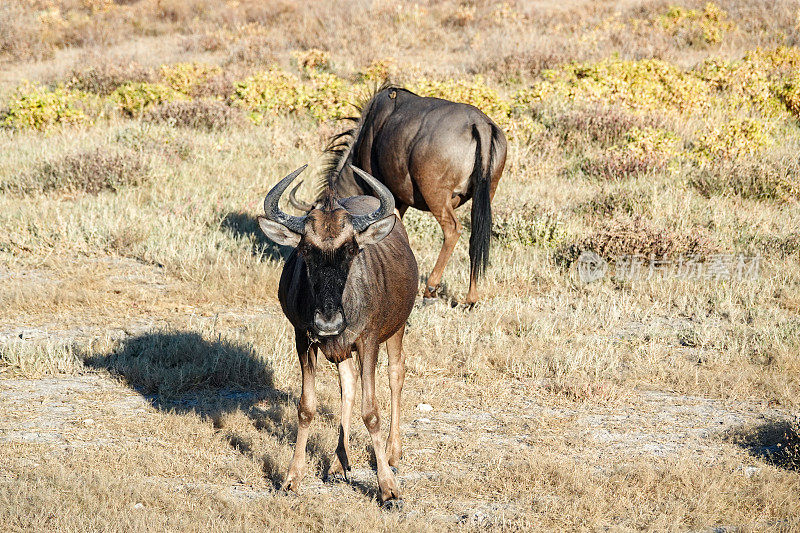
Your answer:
[469,124,496,279]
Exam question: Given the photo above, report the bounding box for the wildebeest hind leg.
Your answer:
[327,357,357,481]
[385,325,405,469]
[423,201,461,302]
[282,334,317,493]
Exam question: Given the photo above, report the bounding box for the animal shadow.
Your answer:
[84,330,375,496]
[219,211,293,262]
[726,419,800,472]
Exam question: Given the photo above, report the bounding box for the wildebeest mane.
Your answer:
[316,82,416,201]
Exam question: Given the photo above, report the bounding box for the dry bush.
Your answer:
[576,189,650,217]
[724,0,800,46]
[114,125,193,162]
[690,152,800,202]
[754,233,800,259]
[142,99,245,130]
[225,36,279,67]
[0,2,48,61]
[65,60,154,95]
[182,32,228,53]
[195,72,237,99]
[543,104,660,150]
[476,48,571,80]
[580,151,667,181]
[17,147,150,195]
[556,215,717,266]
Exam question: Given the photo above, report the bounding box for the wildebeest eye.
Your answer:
[346,242,359,257]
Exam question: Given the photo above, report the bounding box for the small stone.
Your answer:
[133,503,144,510]
[416,403,433,412]
[82,419,94,426]
[414,417,431,424]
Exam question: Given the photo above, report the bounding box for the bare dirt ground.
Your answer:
[1,261,797,530]
[1,366,795,527]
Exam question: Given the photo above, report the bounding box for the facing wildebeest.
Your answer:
[258,164,418,505]
[290,85,507,305]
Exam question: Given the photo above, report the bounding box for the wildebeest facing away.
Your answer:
[258,164,418,505]
[290,85,507,305]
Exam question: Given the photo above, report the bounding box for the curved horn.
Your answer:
[288,180,313,212]
[263,165,308,235]
[349,165,395,233]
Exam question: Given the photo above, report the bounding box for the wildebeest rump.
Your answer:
[258,164,418,504]
[291,85,507,305]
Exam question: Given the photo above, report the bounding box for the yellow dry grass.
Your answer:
[1,0,800,531]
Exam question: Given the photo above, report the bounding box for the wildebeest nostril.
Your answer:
[313,310,344,335]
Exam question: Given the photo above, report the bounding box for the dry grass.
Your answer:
[16,146,151,195]
[64,58,155,95]
[556,214,718,266]
[579,150,667,180]
[1,0,800,530]
[143,99,245,130]
[690,149,800,201]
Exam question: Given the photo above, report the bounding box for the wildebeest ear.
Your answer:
[257,215,302,247]
[355,215,396,247]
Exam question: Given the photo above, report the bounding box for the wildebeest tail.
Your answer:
[469,123,498,279]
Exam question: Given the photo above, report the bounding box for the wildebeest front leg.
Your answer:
[423,200,461,302]
[283,332,317,493]
[385,325,405,468]
[327,356,357,480]
[359,338,401,503]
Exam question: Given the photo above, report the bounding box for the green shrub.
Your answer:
[291,49,331,72]
[159,62,224,97]
[231,67,350,123]
[357,57,398,82]
[690,118,773,162]
[2,82,89,130]
[411,76,512,124]
[658,2,734,46]
[521,58,712,114]
[111,82,186,116]
[492,208,565,247]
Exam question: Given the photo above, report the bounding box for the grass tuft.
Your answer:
[556,215,717,266]
[143,99,245,130]
[690,152,800,202]
[9,147,151,195]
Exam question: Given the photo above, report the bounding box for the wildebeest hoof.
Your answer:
[422,297,438,306]
[281,480,300,494]
[281,470,304,493]
[381,498,404,511]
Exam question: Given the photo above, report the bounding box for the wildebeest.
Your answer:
[258,164,418,505]
[290,85,507,305]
